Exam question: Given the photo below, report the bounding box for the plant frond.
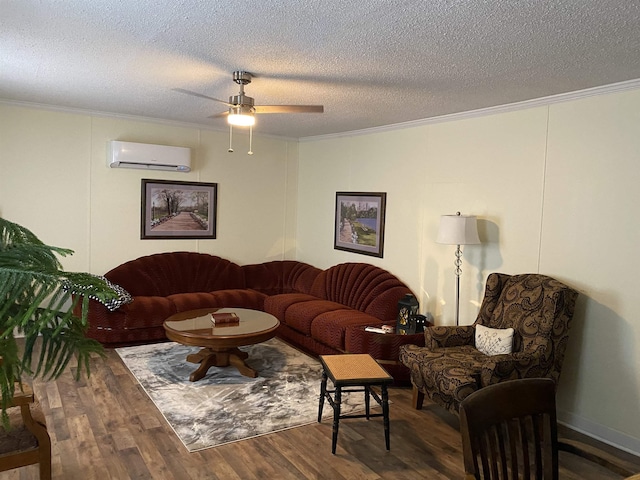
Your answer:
[1,217,117,422]
[0,337,19,430]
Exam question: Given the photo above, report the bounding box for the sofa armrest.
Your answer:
[424,325,475,348]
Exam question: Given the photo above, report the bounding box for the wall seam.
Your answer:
[196,128,201,253]
[537,107,551,273]
[283,141,289,260]
[88,115,93,273]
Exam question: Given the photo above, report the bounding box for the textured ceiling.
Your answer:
[2,1,640,138]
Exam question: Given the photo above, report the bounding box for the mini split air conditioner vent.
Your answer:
[108,140,191,172]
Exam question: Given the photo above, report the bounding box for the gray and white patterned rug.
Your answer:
[116,338,364,451]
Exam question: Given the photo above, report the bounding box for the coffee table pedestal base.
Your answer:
[186,347,257,381]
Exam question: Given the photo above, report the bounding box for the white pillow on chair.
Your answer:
[475,324,514,356]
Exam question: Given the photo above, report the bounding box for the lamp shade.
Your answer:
[436,213,480,245]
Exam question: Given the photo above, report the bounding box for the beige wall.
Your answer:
[297,88,640,454]
[2,86,639,454]
[0,104,299,275]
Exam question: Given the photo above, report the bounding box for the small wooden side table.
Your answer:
[318,353,394,454]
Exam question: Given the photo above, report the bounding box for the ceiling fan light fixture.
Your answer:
[227,105,255,126]
[175,70,322,155]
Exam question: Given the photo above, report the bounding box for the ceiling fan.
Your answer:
[174,71,324,154]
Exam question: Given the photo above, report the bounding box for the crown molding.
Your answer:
[3,77,639,144]
[0,99,298,142]
[300,78,640,142]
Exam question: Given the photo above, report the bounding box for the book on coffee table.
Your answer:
[210,312,240,326]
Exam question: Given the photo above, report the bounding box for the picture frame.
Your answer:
[141,179,217,239]
[334,192,386,258]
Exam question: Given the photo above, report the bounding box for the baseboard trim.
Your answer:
[558,410,640,457]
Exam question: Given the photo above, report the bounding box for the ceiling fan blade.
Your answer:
[173,88,230,106]
[254,105,324,114]
[208,111,230,119]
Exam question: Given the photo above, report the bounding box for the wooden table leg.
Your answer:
[186,348,213,364]
[365,385,371,420]
[189,353,220,382]
[186,347,257,380]
[332,386,342,454]
[228,349,258,378]
[382,384,390,450]
[318,369,327,422]
[412,384,424,410]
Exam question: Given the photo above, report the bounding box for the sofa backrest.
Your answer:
[242,260,322,296]
[105,252,245,297]
[310,262,412,321]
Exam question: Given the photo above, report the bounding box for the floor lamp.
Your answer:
[436,212,480,326]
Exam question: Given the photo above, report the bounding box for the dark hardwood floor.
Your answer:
[4,343,640,479]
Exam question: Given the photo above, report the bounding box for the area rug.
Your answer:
[116,338,365,452]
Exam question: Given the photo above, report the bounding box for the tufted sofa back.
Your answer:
[310,262,412,321]
[105,252,245,297]
[242,260,322,296]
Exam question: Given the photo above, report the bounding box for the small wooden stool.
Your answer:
[318,353,393,454]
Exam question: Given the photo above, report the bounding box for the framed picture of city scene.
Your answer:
[141,179,217,239]
[334,192,386,258]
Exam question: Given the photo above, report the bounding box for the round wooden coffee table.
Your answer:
[163,307,279,381]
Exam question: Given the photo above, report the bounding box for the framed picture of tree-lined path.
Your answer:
[334,192,386,258]
[141,179,217,239]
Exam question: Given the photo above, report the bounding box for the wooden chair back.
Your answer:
[0,382,52,480]
[460,378,640,479]
[459,378,558,480]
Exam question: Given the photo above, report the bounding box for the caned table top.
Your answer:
[320,353,393,386]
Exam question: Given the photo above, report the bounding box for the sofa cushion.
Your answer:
[121,296,177,330]
[400,344,486,411]
[283,299,345,335]
[310,309,381,351]
[263,293,318,322]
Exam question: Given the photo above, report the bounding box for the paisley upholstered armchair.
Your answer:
[399,273,578,415]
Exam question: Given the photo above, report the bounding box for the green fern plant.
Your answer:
[0,217,119,428]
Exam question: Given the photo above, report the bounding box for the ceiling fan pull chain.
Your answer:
[228,125,234,153]
[248,125,253,155]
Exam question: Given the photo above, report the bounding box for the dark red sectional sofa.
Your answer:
[85,251,425,382]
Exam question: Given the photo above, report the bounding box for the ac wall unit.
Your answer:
[108,140,191,172]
